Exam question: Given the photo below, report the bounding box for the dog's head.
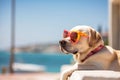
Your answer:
[59,25,104,54]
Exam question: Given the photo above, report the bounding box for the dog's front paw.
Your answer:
[60,63,79,80]
[60,71,69,80]
[60,70,73,80]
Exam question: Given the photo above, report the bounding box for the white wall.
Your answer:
[109,0,120,50]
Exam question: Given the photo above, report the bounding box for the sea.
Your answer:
[0,51,73,73]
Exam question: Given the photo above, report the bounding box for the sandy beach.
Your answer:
[0,72,60,80]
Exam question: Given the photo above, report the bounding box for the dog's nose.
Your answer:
[59,40,66,46]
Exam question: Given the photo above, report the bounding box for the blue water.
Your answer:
[0,51,73,73]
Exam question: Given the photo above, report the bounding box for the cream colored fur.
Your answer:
[59,25,120,80]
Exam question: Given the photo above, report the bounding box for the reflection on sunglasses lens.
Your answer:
[70,32,78,42]
[63,30,69,38]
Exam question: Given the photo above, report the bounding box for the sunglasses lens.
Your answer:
[70,32,78,42]
[63,30,69,38]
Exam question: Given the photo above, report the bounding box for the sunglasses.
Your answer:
[63,30,88,44]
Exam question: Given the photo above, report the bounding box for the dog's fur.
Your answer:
[59,25,120,80]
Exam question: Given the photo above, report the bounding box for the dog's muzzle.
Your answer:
[59,40,78,54]
[59,40,66,47]
[59,40,69,53]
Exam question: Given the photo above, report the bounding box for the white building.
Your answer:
[109,0,120,50]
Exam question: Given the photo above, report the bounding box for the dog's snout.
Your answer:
[59,40,66,46]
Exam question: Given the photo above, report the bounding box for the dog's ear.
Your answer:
[88,28,102,47]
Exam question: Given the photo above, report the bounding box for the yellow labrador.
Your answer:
[59,25,120,80]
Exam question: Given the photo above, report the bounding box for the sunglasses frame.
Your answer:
[63,30,88,44]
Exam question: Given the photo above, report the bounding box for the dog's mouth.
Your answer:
[60,46,78,54]
[60,46,69,54]
[73,50,78,54]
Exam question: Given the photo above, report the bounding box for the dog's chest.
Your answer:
[74,51,117,70]
[109,59,120,71]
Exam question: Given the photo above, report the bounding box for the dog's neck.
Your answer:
[75,41,104,63]
[81,45,104,62]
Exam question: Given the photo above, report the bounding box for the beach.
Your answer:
[0,72,60,80]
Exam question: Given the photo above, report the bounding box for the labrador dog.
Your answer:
[59,25,120,80]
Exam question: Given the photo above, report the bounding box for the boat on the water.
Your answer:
[13,63,46,72]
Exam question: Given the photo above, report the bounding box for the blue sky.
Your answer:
[0,0,108,49]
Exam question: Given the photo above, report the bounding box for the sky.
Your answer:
[0,0,108,49]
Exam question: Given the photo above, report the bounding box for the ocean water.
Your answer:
[0,51,73,73]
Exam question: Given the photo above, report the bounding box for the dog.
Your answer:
[59,25,120,80]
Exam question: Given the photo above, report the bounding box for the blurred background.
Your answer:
[0,0,109,75]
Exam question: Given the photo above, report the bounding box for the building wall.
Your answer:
[109,0,120,50]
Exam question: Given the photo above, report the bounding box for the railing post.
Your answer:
[9,0,16,73]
